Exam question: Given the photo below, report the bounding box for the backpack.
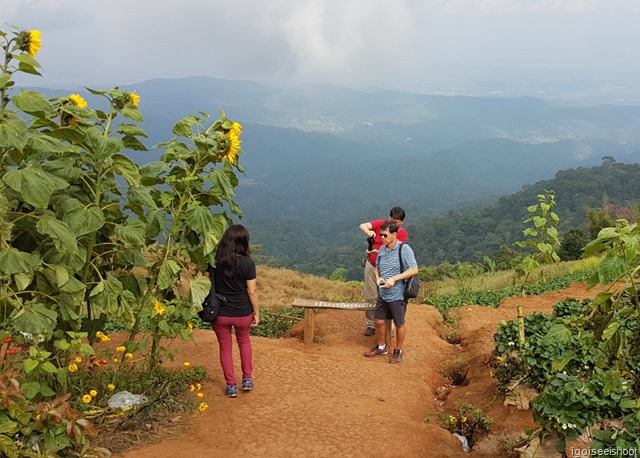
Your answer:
[197,267,226,322]
[398,243,420,299]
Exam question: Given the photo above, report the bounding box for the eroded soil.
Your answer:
[113,284,599,458]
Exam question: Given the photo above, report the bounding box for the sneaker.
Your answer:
[389,349,403,364]
[364,345,388,357]
[225,384,238,398]
[242,378,253,391]
[364,326,375,337]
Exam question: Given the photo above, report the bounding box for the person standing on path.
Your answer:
[363,221,418,364]
[358,207,408,336]
[210,224,260,398]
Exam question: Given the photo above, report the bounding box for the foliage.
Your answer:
[559,228,589,261]
[0,25,246,456]
[491,218,640,451]
[439,403,492,447]
[250,307,304,338]
[513,190,561,286]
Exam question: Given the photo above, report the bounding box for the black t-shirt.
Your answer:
[214,256,256,317]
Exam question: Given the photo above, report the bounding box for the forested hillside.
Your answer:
[259,161,640,279]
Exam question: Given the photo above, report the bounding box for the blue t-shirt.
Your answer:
[376,242,418,302]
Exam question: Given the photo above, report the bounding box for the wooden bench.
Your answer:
[292,298,390,345]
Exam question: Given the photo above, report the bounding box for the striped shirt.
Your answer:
[376,242,418,302]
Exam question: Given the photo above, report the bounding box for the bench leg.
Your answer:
[303,308,314,345]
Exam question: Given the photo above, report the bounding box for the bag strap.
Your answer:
[398,242,406,273]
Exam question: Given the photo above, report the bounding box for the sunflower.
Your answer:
[27,30,42,57]
[69,93,88,108]
[230,122,243,137]
[224,132,242,164]
[68,363,78,373]
[198,402,208,412]
[81,394,93,404]
[128,91,140,107]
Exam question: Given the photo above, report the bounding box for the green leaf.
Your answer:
[597,254,628,285]
[83,128,123,160]
[63,205,105,237]
[121,105,144,122]
[157,259,181,290]
[89,277,124,314]
[11,90,52,113]
[117,123,148,137]
[522,255,539,273]
[190,276,211,310]
[0,117,28,150]
[13,272,32,291]
[47,126,86,144]
[112,154,141,187]
[602,320,621,342]
[115,219,146,247]
[0,72,11,89]
[27,132,70,154]
[128,186,157,209]
[0,248,40,274]
[41,361,58,374]
[184,207,227,255]
[551,351,575,372]
[23,358,39,373]
[173,119,192,137]
[2,164,69,208]
[10,302,58,340]
[36,215,78,254]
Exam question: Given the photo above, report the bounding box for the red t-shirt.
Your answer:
[367,219,408,265]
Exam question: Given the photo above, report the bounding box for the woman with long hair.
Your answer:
[211,224,260,398]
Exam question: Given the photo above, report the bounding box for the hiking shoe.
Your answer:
[364,326,375,337]
[242,378,253,391]
[364,345,388,357]
[389,349,403,364]
[225,384,238,398]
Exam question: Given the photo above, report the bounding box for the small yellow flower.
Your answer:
[74,356,83,364]
[116,346,126,353]
[153,300,165,316]
[183,361,191,367]
[128,91,140,107]
[196,392,204,398]
[189,384,195,392]
[81,394,92,404]
[95,331,110,342]
[187,321,193,330]
[68,94,88,109]
[449,416,457,424]
[27,30,42,57]
[496,356,503,362]
[461,416,467,423]
[198,402,208,413]
[89,390,98,397]
[113,357,119,363]
[125,353,133,359]
[107,384,116,391]
[68,363,78,373]
[489,370,494,378]
[195,383,202,391]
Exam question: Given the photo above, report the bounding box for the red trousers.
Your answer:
[212,314,254,386]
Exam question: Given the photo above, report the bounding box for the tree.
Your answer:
[513,190,561,288]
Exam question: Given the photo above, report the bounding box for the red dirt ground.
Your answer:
[113,283,600,458]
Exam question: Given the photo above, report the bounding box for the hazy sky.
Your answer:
[2,0,639,97]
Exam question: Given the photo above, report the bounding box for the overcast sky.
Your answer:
[2,0,639,99]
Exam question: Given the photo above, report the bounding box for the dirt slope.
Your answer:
[114,284,599,458]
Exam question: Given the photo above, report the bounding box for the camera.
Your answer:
[367,236,375,251]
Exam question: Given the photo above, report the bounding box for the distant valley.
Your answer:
[32,77,640,277]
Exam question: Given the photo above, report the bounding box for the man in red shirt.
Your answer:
[358,207,408,336]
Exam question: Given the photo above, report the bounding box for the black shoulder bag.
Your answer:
[197,267,224,323]
[398,243,420,300]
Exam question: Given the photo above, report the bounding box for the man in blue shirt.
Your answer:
[363,221,418,364]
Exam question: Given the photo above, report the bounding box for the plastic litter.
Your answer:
[453,433,470,453]
[107,391,148,409]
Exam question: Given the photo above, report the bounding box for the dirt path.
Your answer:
[114,284,600,458]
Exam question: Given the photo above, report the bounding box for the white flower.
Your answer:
[562,424,567,429]
[508,341,515,346]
